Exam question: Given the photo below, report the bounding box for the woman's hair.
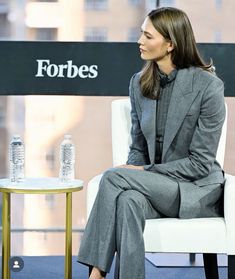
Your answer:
[140,7,213,99]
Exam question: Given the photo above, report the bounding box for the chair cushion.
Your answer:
[144,217,227,253]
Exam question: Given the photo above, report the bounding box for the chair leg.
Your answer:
[189,253,196,264]
[228,255,235,279]
[203,253,219,279]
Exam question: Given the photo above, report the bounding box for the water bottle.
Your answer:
[9,135,25,182]
[59,135,75,182]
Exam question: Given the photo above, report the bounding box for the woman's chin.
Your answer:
[140,53,150,60]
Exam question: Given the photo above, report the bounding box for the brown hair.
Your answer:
[140,7,213,99]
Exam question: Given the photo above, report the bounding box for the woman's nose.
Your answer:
[137,35,143,45]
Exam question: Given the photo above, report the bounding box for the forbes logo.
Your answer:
[35,59,98,79]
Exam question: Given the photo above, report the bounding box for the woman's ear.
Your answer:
[167,41,174,53]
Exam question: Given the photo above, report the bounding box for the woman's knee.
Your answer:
[102,168,120,181]
[116,190,146,228]
[117,190,146,213]
[100,167,128,187]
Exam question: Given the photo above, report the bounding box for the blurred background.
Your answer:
[0,0,235,258]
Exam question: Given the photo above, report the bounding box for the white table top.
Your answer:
[0,177,83,194]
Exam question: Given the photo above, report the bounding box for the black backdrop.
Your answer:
[0,41,234,96]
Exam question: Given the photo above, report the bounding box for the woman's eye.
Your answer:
[140,30,152,39]
[144,33,152,39]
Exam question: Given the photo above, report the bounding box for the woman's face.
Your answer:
[138,17,173,63]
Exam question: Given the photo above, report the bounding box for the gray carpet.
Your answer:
[3,256,227,279]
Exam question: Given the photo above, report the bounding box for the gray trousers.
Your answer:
[78,167,180,279]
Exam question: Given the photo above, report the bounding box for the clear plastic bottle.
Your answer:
[9,135,25,182]
[59,135,75,182]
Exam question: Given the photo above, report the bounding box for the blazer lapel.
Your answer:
[141,97,156,164]
[161,67,199,162]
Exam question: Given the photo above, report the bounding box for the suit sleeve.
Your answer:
[144,77,225,181]
[126,74,150,165]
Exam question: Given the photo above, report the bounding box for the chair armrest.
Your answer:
[224,173,235,254]
[86,173,103,219]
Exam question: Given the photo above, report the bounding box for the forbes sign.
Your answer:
[0,41,141,95]
[35,59,98,79]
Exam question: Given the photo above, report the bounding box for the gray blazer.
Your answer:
[126,66,226,218]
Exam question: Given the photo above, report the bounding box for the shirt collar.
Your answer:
[158,68,178,87]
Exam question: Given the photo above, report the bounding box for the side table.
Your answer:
[0,177,83,279]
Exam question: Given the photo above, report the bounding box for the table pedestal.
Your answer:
[2,192,11,279]
[65,192,72,279]
[0,177,83,279]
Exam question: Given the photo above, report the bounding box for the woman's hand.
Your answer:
[116,164,144,170]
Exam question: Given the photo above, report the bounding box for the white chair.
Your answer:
[87,98,235,278]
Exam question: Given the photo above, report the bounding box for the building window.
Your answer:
[159,0,175,7]
[85,27,107,41]
[0,13,10,39]
[35,28,58,40]
[146,0,157,11]
[0,2,9,12]
[214,31,221,43]
[146,0,175,10]
[0,106,5,127]
[45,148,55,169]
[128,28,140,42]
[215,0,222,10]
[85,0,107,10]
[129,0,141,6]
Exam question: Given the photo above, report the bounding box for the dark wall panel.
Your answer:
[0,42,234,96]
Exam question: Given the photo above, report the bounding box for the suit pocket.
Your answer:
[186,112,194,116]
[186,109,199,117]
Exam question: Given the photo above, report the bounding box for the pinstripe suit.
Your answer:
[128,66,225,218]
[78,67,225,278]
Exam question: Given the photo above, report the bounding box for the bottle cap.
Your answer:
[13,135,21,139]
[64,134,72,140]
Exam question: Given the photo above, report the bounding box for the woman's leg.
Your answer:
[115,190,162,279]
[89,267,105,279]
[78,167,180,276]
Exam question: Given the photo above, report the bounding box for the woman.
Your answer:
[78,7,225,279]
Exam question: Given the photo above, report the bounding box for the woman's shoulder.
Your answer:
[130,71,142,84]
[177,66,224,99]
[129,71,142,96]
[189,67,224,100]
[190,66,224,86]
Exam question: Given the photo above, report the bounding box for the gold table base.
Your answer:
[2,192,11,279]
[0,178,83,279]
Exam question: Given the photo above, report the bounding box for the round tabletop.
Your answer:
[0,177,83,194]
